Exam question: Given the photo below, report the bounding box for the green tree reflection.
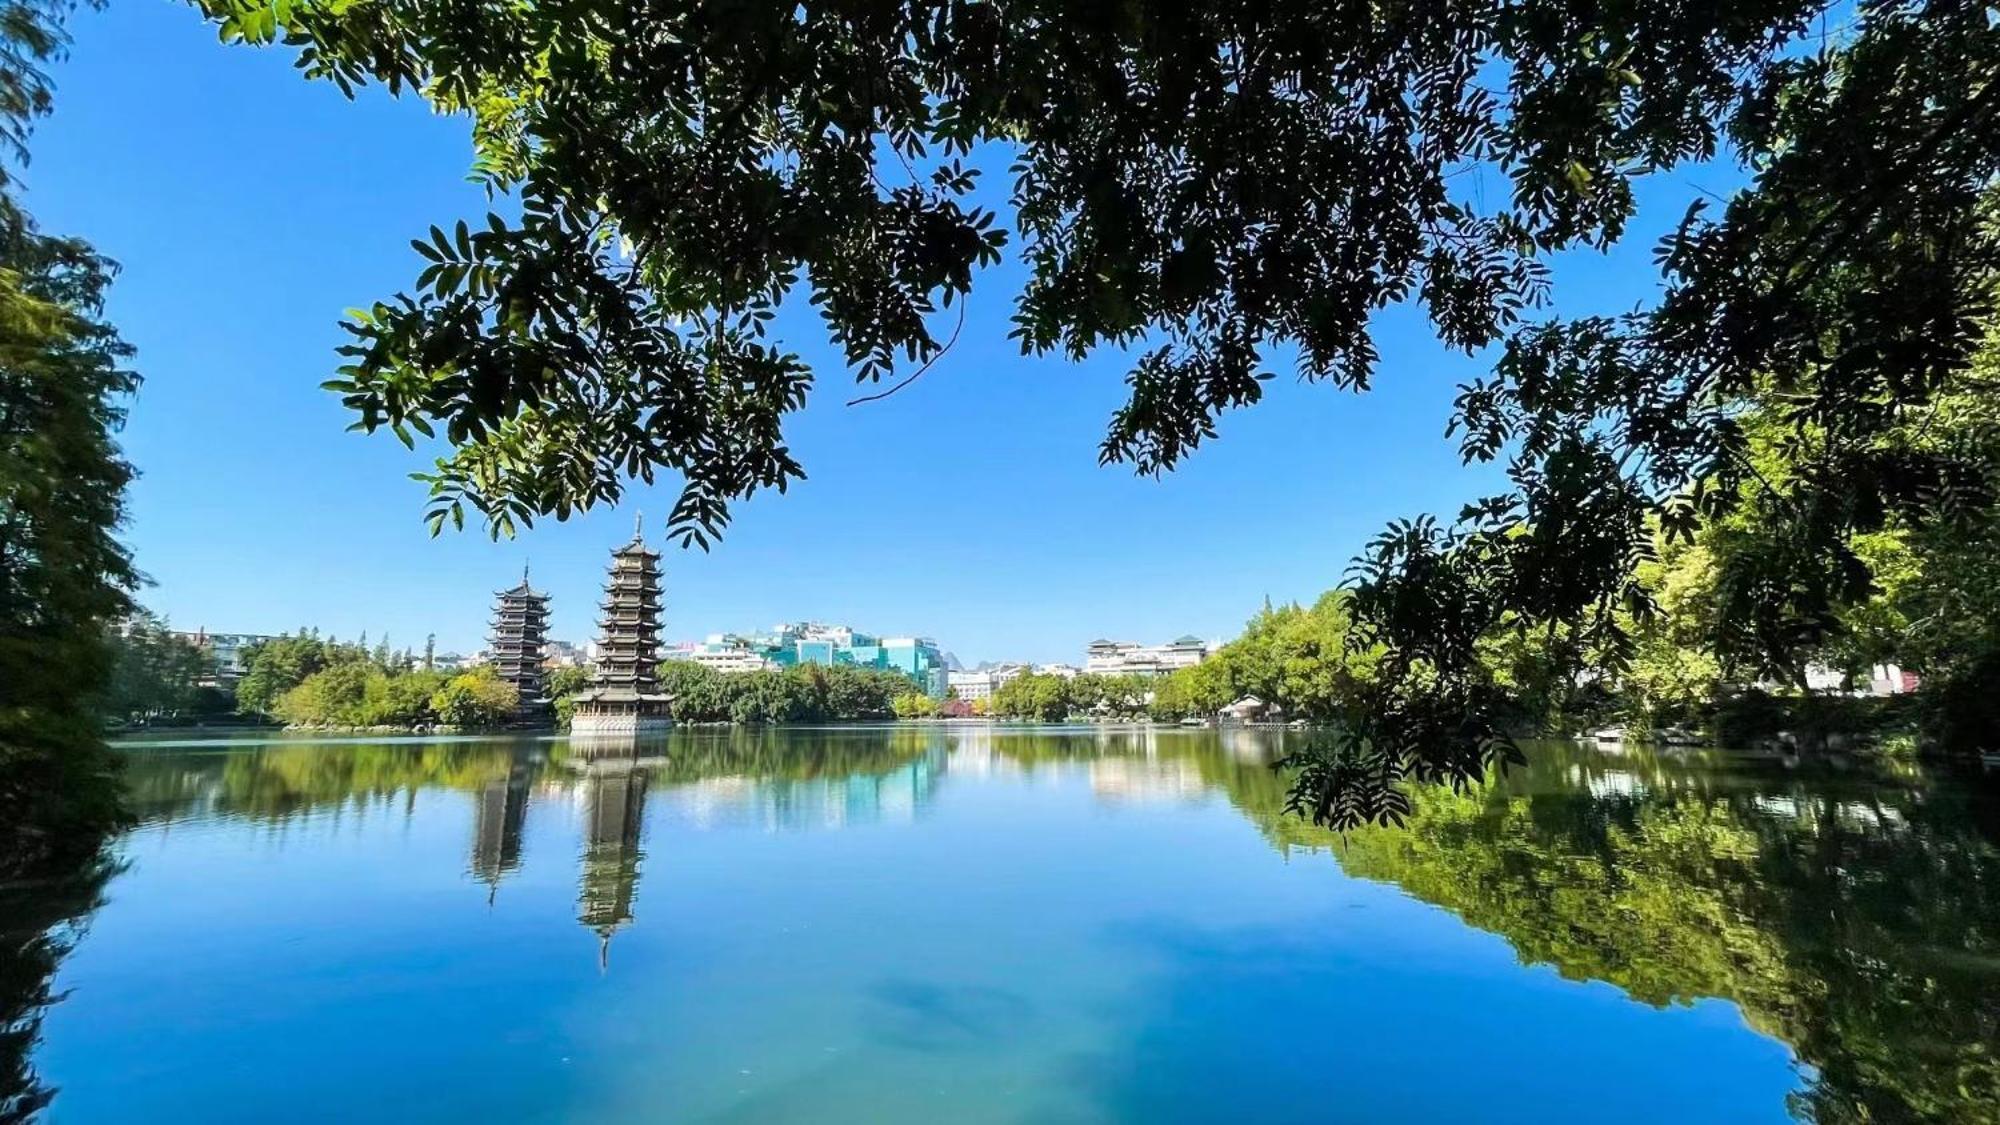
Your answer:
[1325,748,2000,1125]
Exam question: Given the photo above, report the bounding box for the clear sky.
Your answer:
[30,1,1732,664]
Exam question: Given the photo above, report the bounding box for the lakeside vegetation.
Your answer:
[587,661,925,725]
[234,632,519,730]
[98,611,231,724]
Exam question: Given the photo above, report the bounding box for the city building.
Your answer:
[169,629,278,687]
[544,640,589,669]
[684,622,950,695]
[1084,636,1212,676]
[570,522,674,738]
[685,638,777,674]
[488,568,552,715]
[947,663,1029,703]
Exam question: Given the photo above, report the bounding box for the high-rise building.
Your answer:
[488,567,551,714]
[570,521,674,737]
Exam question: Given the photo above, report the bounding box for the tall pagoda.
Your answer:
[570,517,674,738]
[488,565,551,717]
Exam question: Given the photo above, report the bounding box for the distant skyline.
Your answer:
[33,3,1739,665]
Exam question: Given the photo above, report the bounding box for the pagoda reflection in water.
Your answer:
[572,750,655,970]
[448,738,952,966]
[469,757,533,902]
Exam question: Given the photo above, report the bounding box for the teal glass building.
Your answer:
[697,624,950,696]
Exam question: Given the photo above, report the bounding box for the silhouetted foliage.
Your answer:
[202,0,2000,821]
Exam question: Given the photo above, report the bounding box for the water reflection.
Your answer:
[8,727,1999,1123]
[469,759,531,896]
[573,753,651,965]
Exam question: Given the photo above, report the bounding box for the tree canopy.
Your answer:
[200,0,2000,822]
[0,0,141,873]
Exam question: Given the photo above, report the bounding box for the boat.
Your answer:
[1592,727,1627,743]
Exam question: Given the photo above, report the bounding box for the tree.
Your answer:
[546,663,593,726]
[272,660,372,727]
[99,611,214,723]
[429,667,519,728]
[891,692,938,719]
[0,0,140,867]
[206,0,2000,821]
[990,671,1077,722]
[236,632,333,715]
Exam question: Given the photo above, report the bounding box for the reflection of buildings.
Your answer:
[469,761,532,899]
[1089,755,1209,804]
[575,758,651,968]
[673,751,946,832]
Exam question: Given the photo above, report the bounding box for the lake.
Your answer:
[6,726,1998,1123]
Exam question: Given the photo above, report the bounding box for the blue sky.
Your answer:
[32,1,1731,664]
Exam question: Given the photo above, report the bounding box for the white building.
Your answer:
[1084,636,1211,676]
[947,663,1030,702]
[689,647,776,674]
[169,629,278,686]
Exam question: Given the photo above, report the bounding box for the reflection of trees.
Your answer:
[1327,745,2000,1125]
[988,731,2000,1122]
[116,728,944,828]
[1,855,115,1123]
[76,730,2000,1121]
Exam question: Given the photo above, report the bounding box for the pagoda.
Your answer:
[569,517,674,738]
[488,565,551,718]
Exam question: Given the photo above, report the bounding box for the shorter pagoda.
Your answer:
[488,565,551,719]
[570,518,673,738]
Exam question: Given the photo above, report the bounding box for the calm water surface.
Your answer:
[8,726,2000,1123]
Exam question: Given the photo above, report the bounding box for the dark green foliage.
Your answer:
[234,632,334,715]
[201,0,1810,546]
[644,660,919,724]
[986,671,1152,722]
[1709,688,1918,751]
[0,207,139,877]
[203,0,2000,819]
[98,611,214,723]
[1919,647,2000,756]
[545,663,593,726]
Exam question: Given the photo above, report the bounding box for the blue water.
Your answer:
[15,726,2000,1122]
